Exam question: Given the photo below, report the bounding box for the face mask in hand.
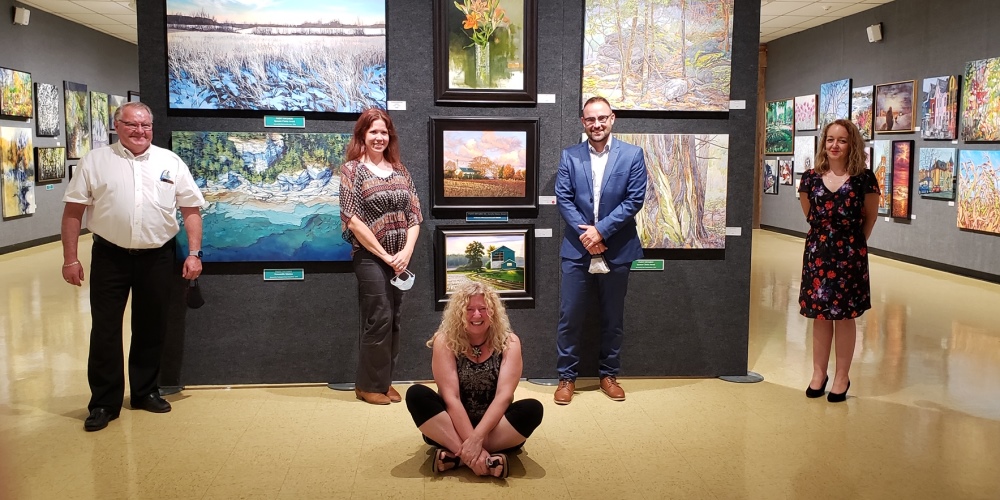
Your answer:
[390,269,415,291]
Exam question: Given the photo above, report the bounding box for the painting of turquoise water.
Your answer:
[171,131,352,262]
[166,0,386,112]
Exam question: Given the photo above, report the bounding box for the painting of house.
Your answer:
[490,245,518,270]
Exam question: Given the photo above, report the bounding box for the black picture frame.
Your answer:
[433,0,537,105]
[35,147,66,184]
[127,90,141,103]
[434,224,535,309]
[0,67,32,119]
[429,116,539,218]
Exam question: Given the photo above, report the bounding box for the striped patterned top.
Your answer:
[338,159,422,256]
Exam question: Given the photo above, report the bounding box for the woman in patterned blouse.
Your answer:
[339,108,423,405]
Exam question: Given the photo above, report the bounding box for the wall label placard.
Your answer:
[631,259,665,271]
[466,212,508,223]
[264,116,305,128]
[263,269,305,281]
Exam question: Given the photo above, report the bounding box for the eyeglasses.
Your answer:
[583,115,612,125]
[118,120,153,131]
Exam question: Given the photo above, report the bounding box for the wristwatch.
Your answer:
[189,250,203,259]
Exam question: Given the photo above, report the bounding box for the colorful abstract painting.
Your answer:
[961,57,1000,142]
[794,94,817,131]
[875,81,915,133]
[778,159,793,185]
[34,82,60,137]
[917,148,956,200]
[90,91,109,151]
[765,99,793,155]
[35,147,66,184]
[920,76,959,140]
[851,85,874,141]
[171,131,352,262]
[957,150,1000,233]
[890,140,913,218]
[108,94,126,131]
[616,133,729,249]
[763,159,778,194]
[872,140,892,215]
[793,136,815,174]
[166,1,386,112]
[0,68,32,118]
[1,127,35,218]
[582,0,734,111]
[819,78,851,131]
[64,81,90,159]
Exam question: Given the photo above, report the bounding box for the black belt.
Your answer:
[93,234,168,255]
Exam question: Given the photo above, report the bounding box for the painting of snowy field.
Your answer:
[171,131,353,262]
[166,0,386,112]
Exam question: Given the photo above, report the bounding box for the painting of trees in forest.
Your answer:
[0,68,32,118]
[616,133,729,249]
[171,131,352,262]
[765,98,793,154]
[34,83,60,137]
[90,91,109,150]
[64,81,90,160]
[961,57,1000,142]
[582,0,733,112]
[35,147,66,184]
[819,78,851,131]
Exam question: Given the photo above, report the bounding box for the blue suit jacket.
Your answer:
[555,137,647,266]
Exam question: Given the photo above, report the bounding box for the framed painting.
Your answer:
[961,57,1000,142]
[794,94,817,131]
[819,78,851,131]
[429,116,538,217]
[90,91,109,150]
[890,140,913,218]
[765,99,793,155]
[917,147,956,200]
[108,94,126,131]
[433,0,536,104]
[64,81,90,160]
[582,0,734,112]
[762,159,778,194]
[864,146,872,170]
[0,67,32,118]
[171,131,353,262]
[875,80,915,134]
[793,136,815,174]
[872,140,892,215]
[957,150,1000,233]
[35,147,66,184]
[851,85,874,141]
[434,224,535,308]
[778,159,793,185]
[1,127,35,218]
[616,133,729,249]
[34,82,60,137]
[166,1,385,112]
[920,76,959,140]
[127,90,140,103]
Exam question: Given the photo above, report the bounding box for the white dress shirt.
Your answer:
[63,142,205,249]
[588,135,612,220]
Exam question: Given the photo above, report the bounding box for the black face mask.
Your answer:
[186,279,205,309]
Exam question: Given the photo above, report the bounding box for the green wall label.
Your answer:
[630,259,664,271]
[263,269,305,281]
[264,116,306,128]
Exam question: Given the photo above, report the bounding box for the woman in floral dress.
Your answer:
[797,119,879,403]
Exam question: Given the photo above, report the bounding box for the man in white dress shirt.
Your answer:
[61,102,205,432]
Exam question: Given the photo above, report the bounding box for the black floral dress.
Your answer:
[798,169,880,320]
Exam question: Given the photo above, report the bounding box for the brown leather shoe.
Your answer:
[554,379,575,405]
[600,376,625,401]
[356,389,391,405]
[386,386,401,403]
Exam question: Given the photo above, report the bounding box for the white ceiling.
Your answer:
[16,0,897,47]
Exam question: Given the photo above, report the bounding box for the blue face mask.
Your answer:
[390,269,415,291]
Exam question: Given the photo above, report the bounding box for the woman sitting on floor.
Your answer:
[405,282,543,478]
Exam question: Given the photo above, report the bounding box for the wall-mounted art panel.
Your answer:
[171,131,353,262]
[434,224,535,308]
[890,140,914,218]
[34,82,60,137]
[872,140,892,215]
[851,85,873,141]
[793,135,815,174]
[917,147,956,200]
[863,146,872,170]
[108,94,126,131]
[763,159,778,194]
[794,94,817,131]
[779,158,793,185]
[875,80,915,134]
[1,127,35,218]
[616,133,729,249]
[765,98,793,155]
[957,150,999,234]
[819,78,851,131]
[90,91,109,150]
[166,0,386,112]
[582,0,734,112]
[961,57,1000,142]
[920,75,959,140]
[0,67,32,118]
[35,147,66,184]
[64,81,90,160]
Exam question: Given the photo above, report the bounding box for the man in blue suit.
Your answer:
[553,96,647,404]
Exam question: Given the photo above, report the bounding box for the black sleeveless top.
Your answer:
[456,350,502,424]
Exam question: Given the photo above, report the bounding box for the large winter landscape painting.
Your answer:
[171,131,352,262]
[166,0,386,112]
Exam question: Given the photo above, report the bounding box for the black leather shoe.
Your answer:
[84,408,118,432]
[131,392,172,413]
[805,376,829,398]
[827,381,851,403]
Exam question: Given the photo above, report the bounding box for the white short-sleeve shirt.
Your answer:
[63,142,206,249]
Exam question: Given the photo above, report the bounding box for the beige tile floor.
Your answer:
[1,230,999,499]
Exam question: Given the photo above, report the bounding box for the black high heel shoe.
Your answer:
[805,376,828,398]
[827,380,850,403]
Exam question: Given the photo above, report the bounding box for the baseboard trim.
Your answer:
[0,230,90,256]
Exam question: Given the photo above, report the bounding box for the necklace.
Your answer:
[471,338,488,358]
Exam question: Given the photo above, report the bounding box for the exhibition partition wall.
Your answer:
[761,0,1000,281]
[136,0,762,384]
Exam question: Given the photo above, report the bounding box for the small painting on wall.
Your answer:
[875,80,915,133]
[890,140,914,218]
[434,224,535,308]
[819,78,851,131]
[90,91,109,150]
[872,140,892,215]
[108,94,127,131]
[64,81,90,160]
[961,57,1000,142]
[763,159,778,194]
[794,94,817,131]
[793,136,815,174]
[778,159,793,185]
[851,85,874,140]
[957,150,1000,233]
[765,99,794,155]
[1,127,35,218]
[35,147,66,184]
[917,147,956,200]
[34,82,60,137]
[920,75,959,140]
[0,67,32,118]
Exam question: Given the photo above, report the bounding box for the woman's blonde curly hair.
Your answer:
[426,281,512,357]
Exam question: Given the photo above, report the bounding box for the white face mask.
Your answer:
[390,269,415,291]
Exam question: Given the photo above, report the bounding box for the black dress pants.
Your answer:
[353,248,405,393]
[88,235,174,412]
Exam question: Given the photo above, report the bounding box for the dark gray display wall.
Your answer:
[761,0,1000,280]
[137,0,761,385]
[0,0,139,252]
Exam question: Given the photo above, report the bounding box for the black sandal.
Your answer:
[433,448,460,474]
[487,453,509,479]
